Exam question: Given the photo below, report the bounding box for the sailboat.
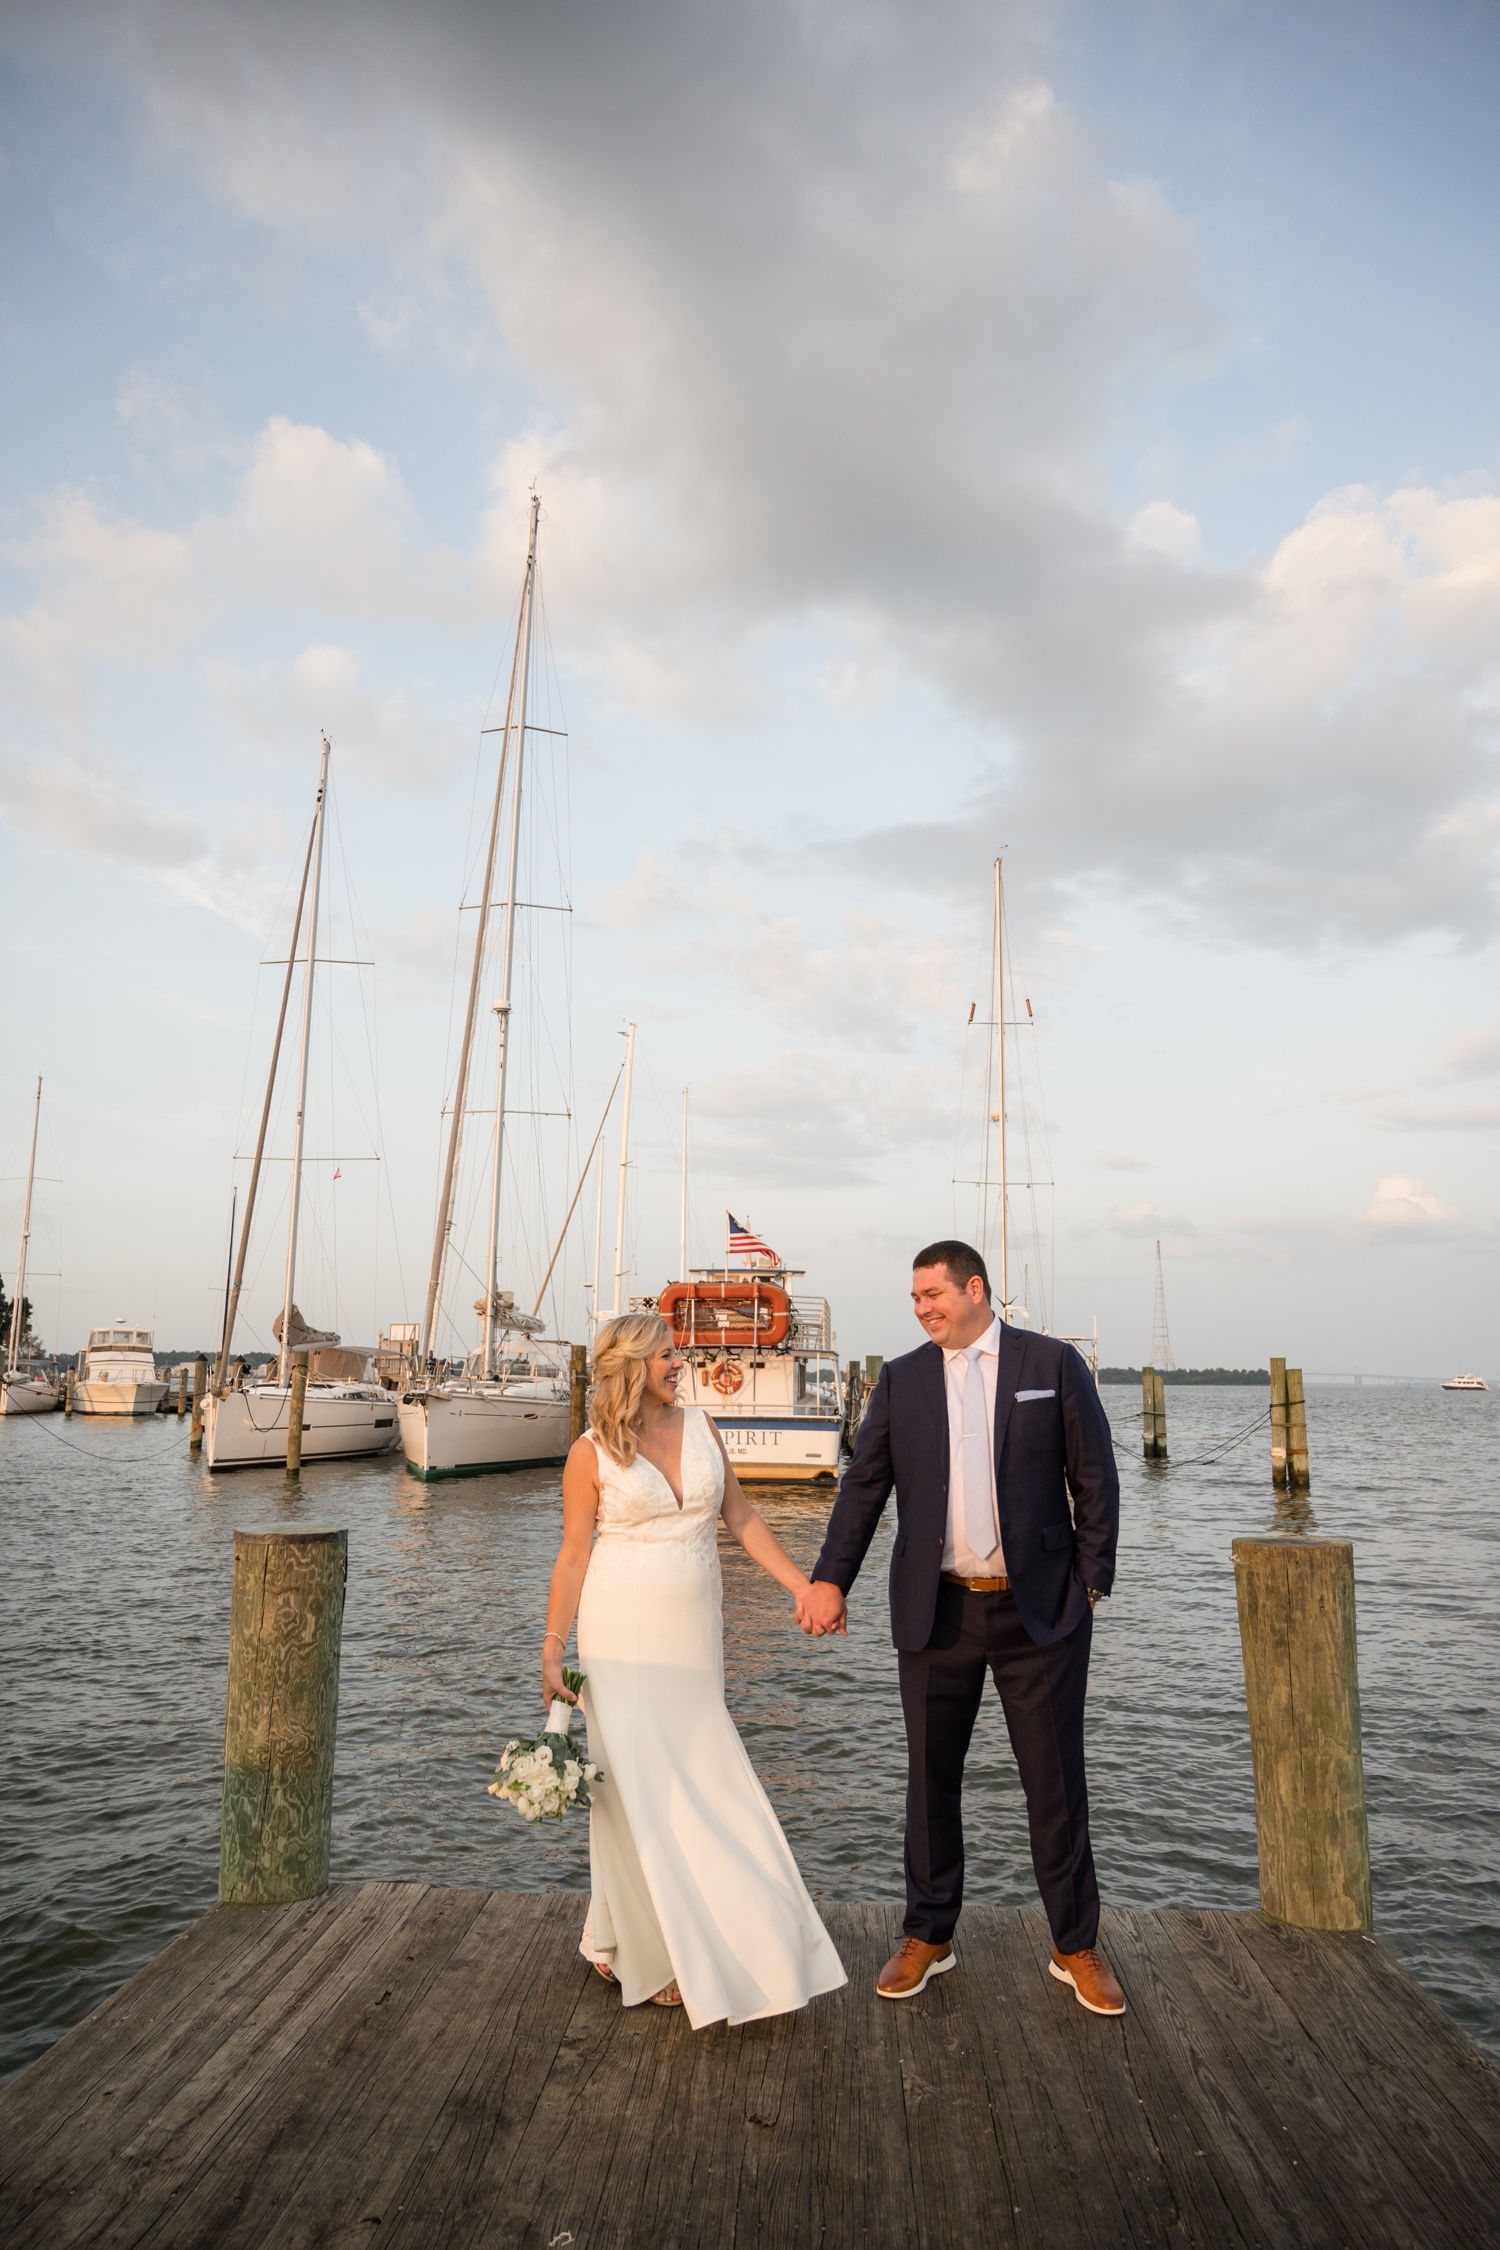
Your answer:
[205,738,399,1470]
[1,1077,60,1416]
[959,857,1098,1378]
[398,495,573,1480]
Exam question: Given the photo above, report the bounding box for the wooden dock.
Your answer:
[4,1885,1499,2248]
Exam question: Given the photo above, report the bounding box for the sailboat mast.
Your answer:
[679,1089,689,1282]
[611,1022,637,1315]
[994,856,1008,1318]
[277,736,331,1387]
[419,540,531,1368]
[219,817,317,1389]
[7,1076,41,1375]
[482,492,542,1380]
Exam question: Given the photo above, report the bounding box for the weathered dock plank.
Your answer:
[3,1886,1497,2249]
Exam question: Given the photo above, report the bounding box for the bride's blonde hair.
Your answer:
[589,1310,672,1467]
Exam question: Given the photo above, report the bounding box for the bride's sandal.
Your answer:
[593,1962,617,1985]
[650,1981,683,2008]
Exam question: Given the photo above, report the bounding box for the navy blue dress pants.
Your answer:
[898,1579,1099,1953]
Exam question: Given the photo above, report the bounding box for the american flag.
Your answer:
[727,1212,778,1262]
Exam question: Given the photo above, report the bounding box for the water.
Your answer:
[2,1384,1496,2082]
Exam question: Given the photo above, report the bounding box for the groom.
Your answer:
[798,1240,1125,2014]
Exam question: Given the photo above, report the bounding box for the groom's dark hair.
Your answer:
[913,1239,991,1299]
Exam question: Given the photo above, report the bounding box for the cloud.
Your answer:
[1126,500,1200,562]
[207,644,467,789]
[1376,1102,1500,1133]
[1438,1021,1500,1081]
[0,752,294,933]
[3,1,1497,957]
[1363,1174,1456,1229]
[1087,1200,1195,1239]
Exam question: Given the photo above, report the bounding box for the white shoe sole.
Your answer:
[1049,1959,1126,2015]
[877,1948,956,2000]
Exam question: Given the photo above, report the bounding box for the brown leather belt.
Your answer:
[942,1569,1010,1592]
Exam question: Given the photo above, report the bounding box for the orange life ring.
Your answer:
[658,1279,791,1351]
[710,1361,744,1396]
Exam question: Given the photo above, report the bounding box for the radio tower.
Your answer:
[1151,1240,1177,1371]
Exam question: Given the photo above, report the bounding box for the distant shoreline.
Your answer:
[1097,1366,1269,1386]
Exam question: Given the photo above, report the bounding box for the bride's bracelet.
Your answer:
[543,1630,567,1651]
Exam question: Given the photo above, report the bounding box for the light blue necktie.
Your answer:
[961,1344,996,1561]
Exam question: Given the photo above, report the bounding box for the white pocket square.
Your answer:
[1015,1388,1055,1402]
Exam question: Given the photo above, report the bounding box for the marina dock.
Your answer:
[4,1883,1498,2248]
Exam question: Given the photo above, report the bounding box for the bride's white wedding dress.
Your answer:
[576,1404,847,2028]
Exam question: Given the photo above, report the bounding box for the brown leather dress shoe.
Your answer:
[877,1935,955,2000]
[1049,1945,1126,2016]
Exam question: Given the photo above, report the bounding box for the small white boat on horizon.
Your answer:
[1442,1372,1490,1392]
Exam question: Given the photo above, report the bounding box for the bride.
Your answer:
[541,1310,847,2026]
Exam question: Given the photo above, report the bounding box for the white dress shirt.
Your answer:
[941,1314,1005,1576]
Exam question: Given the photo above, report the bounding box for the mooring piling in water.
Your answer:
[1141,1365,1167,1458]
[1269,1356,1288,1487]
[1286,1364,1310,1486]
[63,1367,74,1416]
[865,1353,884,1391]
[218,1523,347,1907]
[189,1355,207,1450]
[176,1365,187,1420]
[285,1350,309,1479]
[568,1343,588,1444]
[1233,1534,1371,1932]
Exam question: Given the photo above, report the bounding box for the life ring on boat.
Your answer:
[710,1361,744,1396]
[658,1279,791,1351]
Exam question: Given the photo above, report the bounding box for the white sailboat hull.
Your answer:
[1,1373,60,1415]
[399,1387,570,1480]
[75,1381,168,1417]
[206,1384,400,1469]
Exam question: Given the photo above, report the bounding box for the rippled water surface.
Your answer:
[2,1383,1496,2081]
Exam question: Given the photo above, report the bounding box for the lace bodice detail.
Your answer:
[592,1406,724,1546]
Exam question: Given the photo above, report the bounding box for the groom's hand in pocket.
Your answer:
[797,1580,848,1636]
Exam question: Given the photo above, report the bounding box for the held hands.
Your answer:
[542,1635,578,1712]
[794,1580,848,1637]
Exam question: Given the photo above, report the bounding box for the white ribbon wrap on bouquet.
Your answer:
[545,1696,577,1736]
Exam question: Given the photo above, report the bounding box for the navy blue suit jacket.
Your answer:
[811,1325,1119,1651]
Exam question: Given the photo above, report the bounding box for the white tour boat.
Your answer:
[75,1323,168,1417]
[1442,1373,1490,1392]
[206,737,400,1471]
[2,1076,60,1417]
[399,495,573,1480]
[656,1234,843,1484]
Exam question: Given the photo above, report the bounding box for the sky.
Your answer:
[0,0,1496,1377]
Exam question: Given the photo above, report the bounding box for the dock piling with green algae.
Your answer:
[218,1523,347,1908]
[569,1342,588,1443]
[285,1349,309,1478]
[1233,1534,1371,1932]
[189,1354,207,1451]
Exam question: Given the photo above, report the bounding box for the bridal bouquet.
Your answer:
[488,1669,601,1825]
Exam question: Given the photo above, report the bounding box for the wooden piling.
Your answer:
[568,1343,588,1444]
[865,1353,884,1390]
[189,1355,207,1451]
[286,1351,309,1479]
[218,1523,347,1907]
[64,1367,74,1417]
[1286,1365,1310,1486]
[1269,1356,1288,1487]
[176,1365,187,1420]
[1233,1536,1371,1932]
[1141,1366,1167,1457]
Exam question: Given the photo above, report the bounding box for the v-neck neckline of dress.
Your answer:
[638,1410,687,1510]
